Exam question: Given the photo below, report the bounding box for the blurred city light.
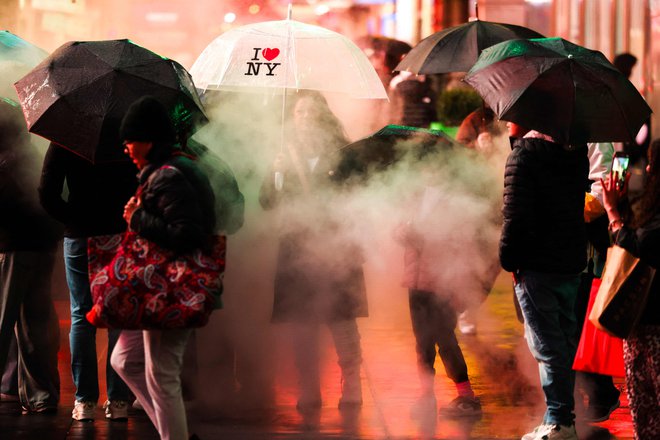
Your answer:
[315,5,330,15]
[145,12,179,23]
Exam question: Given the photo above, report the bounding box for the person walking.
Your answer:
[39,131,136,419]
[500,123,588,440]
[601,138,660,440]
[0,99,62,414]
[109,96,217,440]
[259,91,368,410]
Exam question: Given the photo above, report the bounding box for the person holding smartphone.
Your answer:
[601,139,660,440]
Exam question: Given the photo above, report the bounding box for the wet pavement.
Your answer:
[0,271,634,440]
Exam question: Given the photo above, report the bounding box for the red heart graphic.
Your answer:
[262,48,280,61]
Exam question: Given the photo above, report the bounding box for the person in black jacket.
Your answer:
[39,135,136,420]
[110,96,216,440]
[602,138,660,440]
[500,123,588,440]
[0,99,62,413]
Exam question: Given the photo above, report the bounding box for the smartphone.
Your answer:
[611,152,630,190]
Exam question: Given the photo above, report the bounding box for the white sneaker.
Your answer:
[522,424,577,440]
[103,400,128,420]
[72,400,96,421]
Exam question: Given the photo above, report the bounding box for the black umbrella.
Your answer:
[333,124,459,182]
[394,19,544,74]
[464,37,652,144]
[14,39,208,163]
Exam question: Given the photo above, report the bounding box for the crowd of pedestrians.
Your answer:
[0,43,657,440]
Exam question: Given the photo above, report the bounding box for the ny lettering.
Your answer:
[244,62,281,76]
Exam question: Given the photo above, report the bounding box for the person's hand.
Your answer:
[600,170,628,226]
[123,196,140,224]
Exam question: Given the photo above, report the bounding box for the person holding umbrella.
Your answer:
[499,122,588,440]
[259,90,367,410]
[38,146,136,421]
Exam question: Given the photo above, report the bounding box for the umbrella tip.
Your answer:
[287,3,292,20]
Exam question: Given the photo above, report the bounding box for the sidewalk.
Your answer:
[0,272,634,439]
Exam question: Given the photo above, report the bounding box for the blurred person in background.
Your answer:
[0,99,62,414]
[259,91,368,410]
[612,53,651,203]
[573,142,621,423]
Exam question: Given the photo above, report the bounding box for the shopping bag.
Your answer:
[589,245,655,338]
[86,231,226,329]
[573,278,625,377]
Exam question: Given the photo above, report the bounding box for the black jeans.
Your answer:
[408,290,468,383]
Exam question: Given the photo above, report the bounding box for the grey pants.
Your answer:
[112,329,193,440]
[0,250,61,409]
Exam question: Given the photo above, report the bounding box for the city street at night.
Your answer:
[0,272,634,440]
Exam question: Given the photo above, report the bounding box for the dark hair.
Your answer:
[635,139,660,226]
[288,90,349,152]
[612,53,637,78]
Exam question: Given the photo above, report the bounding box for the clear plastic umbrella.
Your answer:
[190,9,387,100]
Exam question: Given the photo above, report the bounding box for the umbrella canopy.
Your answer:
[1,31,48,100]
[14,39,207,163]
[0,30,48,67]
[464,37,652,144]
[333,124,458,182]
[190,18,387,99]
[395,19,544,74]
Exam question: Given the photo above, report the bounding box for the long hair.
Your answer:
[287,90,349,154]
[636,138,660,226]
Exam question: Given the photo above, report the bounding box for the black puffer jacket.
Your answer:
[39,143,138,237]
[499,137,588,274]
[130,154,216,253]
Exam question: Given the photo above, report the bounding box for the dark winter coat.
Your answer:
[259,151,368,323]
[0,143,62,251]
[615,213,660,326]
[131,153,216,254]
[39,143,138,238]
[184,139,244,235]
[499,137,588,274]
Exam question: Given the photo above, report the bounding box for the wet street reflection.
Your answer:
[0,272,634,439]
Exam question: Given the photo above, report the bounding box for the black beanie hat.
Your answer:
[120,96,176,143]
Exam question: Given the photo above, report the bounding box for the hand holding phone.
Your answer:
[611,152,630,191]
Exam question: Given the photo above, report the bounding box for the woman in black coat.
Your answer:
[259,91,367,410]
[110,96,215,440]
[602,138,660,440]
